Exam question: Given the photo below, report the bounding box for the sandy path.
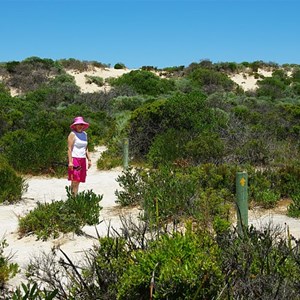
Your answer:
[0,146,139,288]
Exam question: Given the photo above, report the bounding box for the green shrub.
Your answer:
[254,189,281,208]
[274,165,300,197]
[5,57,62,93]
[79,237,131,299]
[6,282,58,300]
[193,188,232,231]
[58,58,89,71]
[188,67,236,94]
[116,162,300,223]
[173,77,198,94]
[118,230,223,299]
[128,99,167,159]
[85,75,104,87]
[128,92,217,162]
[18,188,103,240]
[0,155,26,204]
[194,163,237,193]
[0,238,19,289]
[163,92,211,131]
[141,166,199,223]
[288,193,300,218]
[115,165,233,227]
[185,131,225,164]
[218,225,300,298]
[97,148,123,170]
[111,95,147,113]
[147,129,190,166]
[111,70,175,96]
[257,77,287,99]
[115,167,145,206]
[114,62,126,69]
[0,125,66,174]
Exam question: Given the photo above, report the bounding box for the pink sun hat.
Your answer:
[70,116,89,130]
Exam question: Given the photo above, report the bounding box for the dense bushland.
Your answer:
[115,163,300,222]
[123,90,300,168]
[2,57,300,176]
[4,222,300,299]
[2,57,300,298]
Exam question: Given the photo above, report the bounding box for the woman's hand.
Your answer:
[88,159,92,169]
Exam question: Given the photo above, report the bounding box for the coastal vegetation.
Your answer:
[18,188,103,240]
[1,57,300,298]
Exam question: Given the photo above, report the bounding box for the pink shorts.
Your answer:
[68,157,87,183]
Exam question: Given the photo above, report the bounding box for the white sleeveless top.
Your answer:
[71,131,88,158]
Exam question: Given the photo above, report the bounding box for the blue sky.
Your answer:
[1,0,299,68]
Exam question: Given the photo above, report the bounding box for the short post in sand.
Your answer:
[236,171,248,236]
[123,138,129,169]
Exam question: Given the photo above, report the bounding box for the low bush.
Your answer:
[85,75,104,87]
[24,237,131,300]
[146,128,190,167]
[18,188,103,240]
[97,148,122,170]
[111,95,148,113]
[4,282,58,300]
[274,165,300,197]
[115,165,233,228]
[288,193,300,217]
[9,219,300,299]
[253,189,281,208]
[116,162,300,227]
[111,70,175,96]
[218,225,300,299]
[118,229,223,300]
[114,62,126,69]
[0,127,66,174]
[188,67,236,94]
[0,155,27,204]
[115,167,145,206]
[80,236,131,299]
[0,238,19,290]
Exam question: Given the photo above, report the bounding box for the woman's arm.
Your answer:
[67,132,75,168]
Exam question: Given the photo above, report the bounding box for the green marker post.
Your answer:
[236,171,248,235]
[123,138,129,169]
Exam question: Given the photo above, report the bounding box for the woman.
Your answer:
[68,116,92,195]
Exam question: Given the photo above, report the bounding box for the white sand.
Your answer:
[66,67,133,93]
[229,69,273,91]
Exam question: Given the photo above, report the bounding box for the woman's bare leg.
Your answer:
[71,181,80,196]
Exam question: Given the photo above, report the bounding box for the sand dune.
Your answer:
[66,67,133,93]
[229,69,273,91]
[1,65,276,97]
[67,67,275,93]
